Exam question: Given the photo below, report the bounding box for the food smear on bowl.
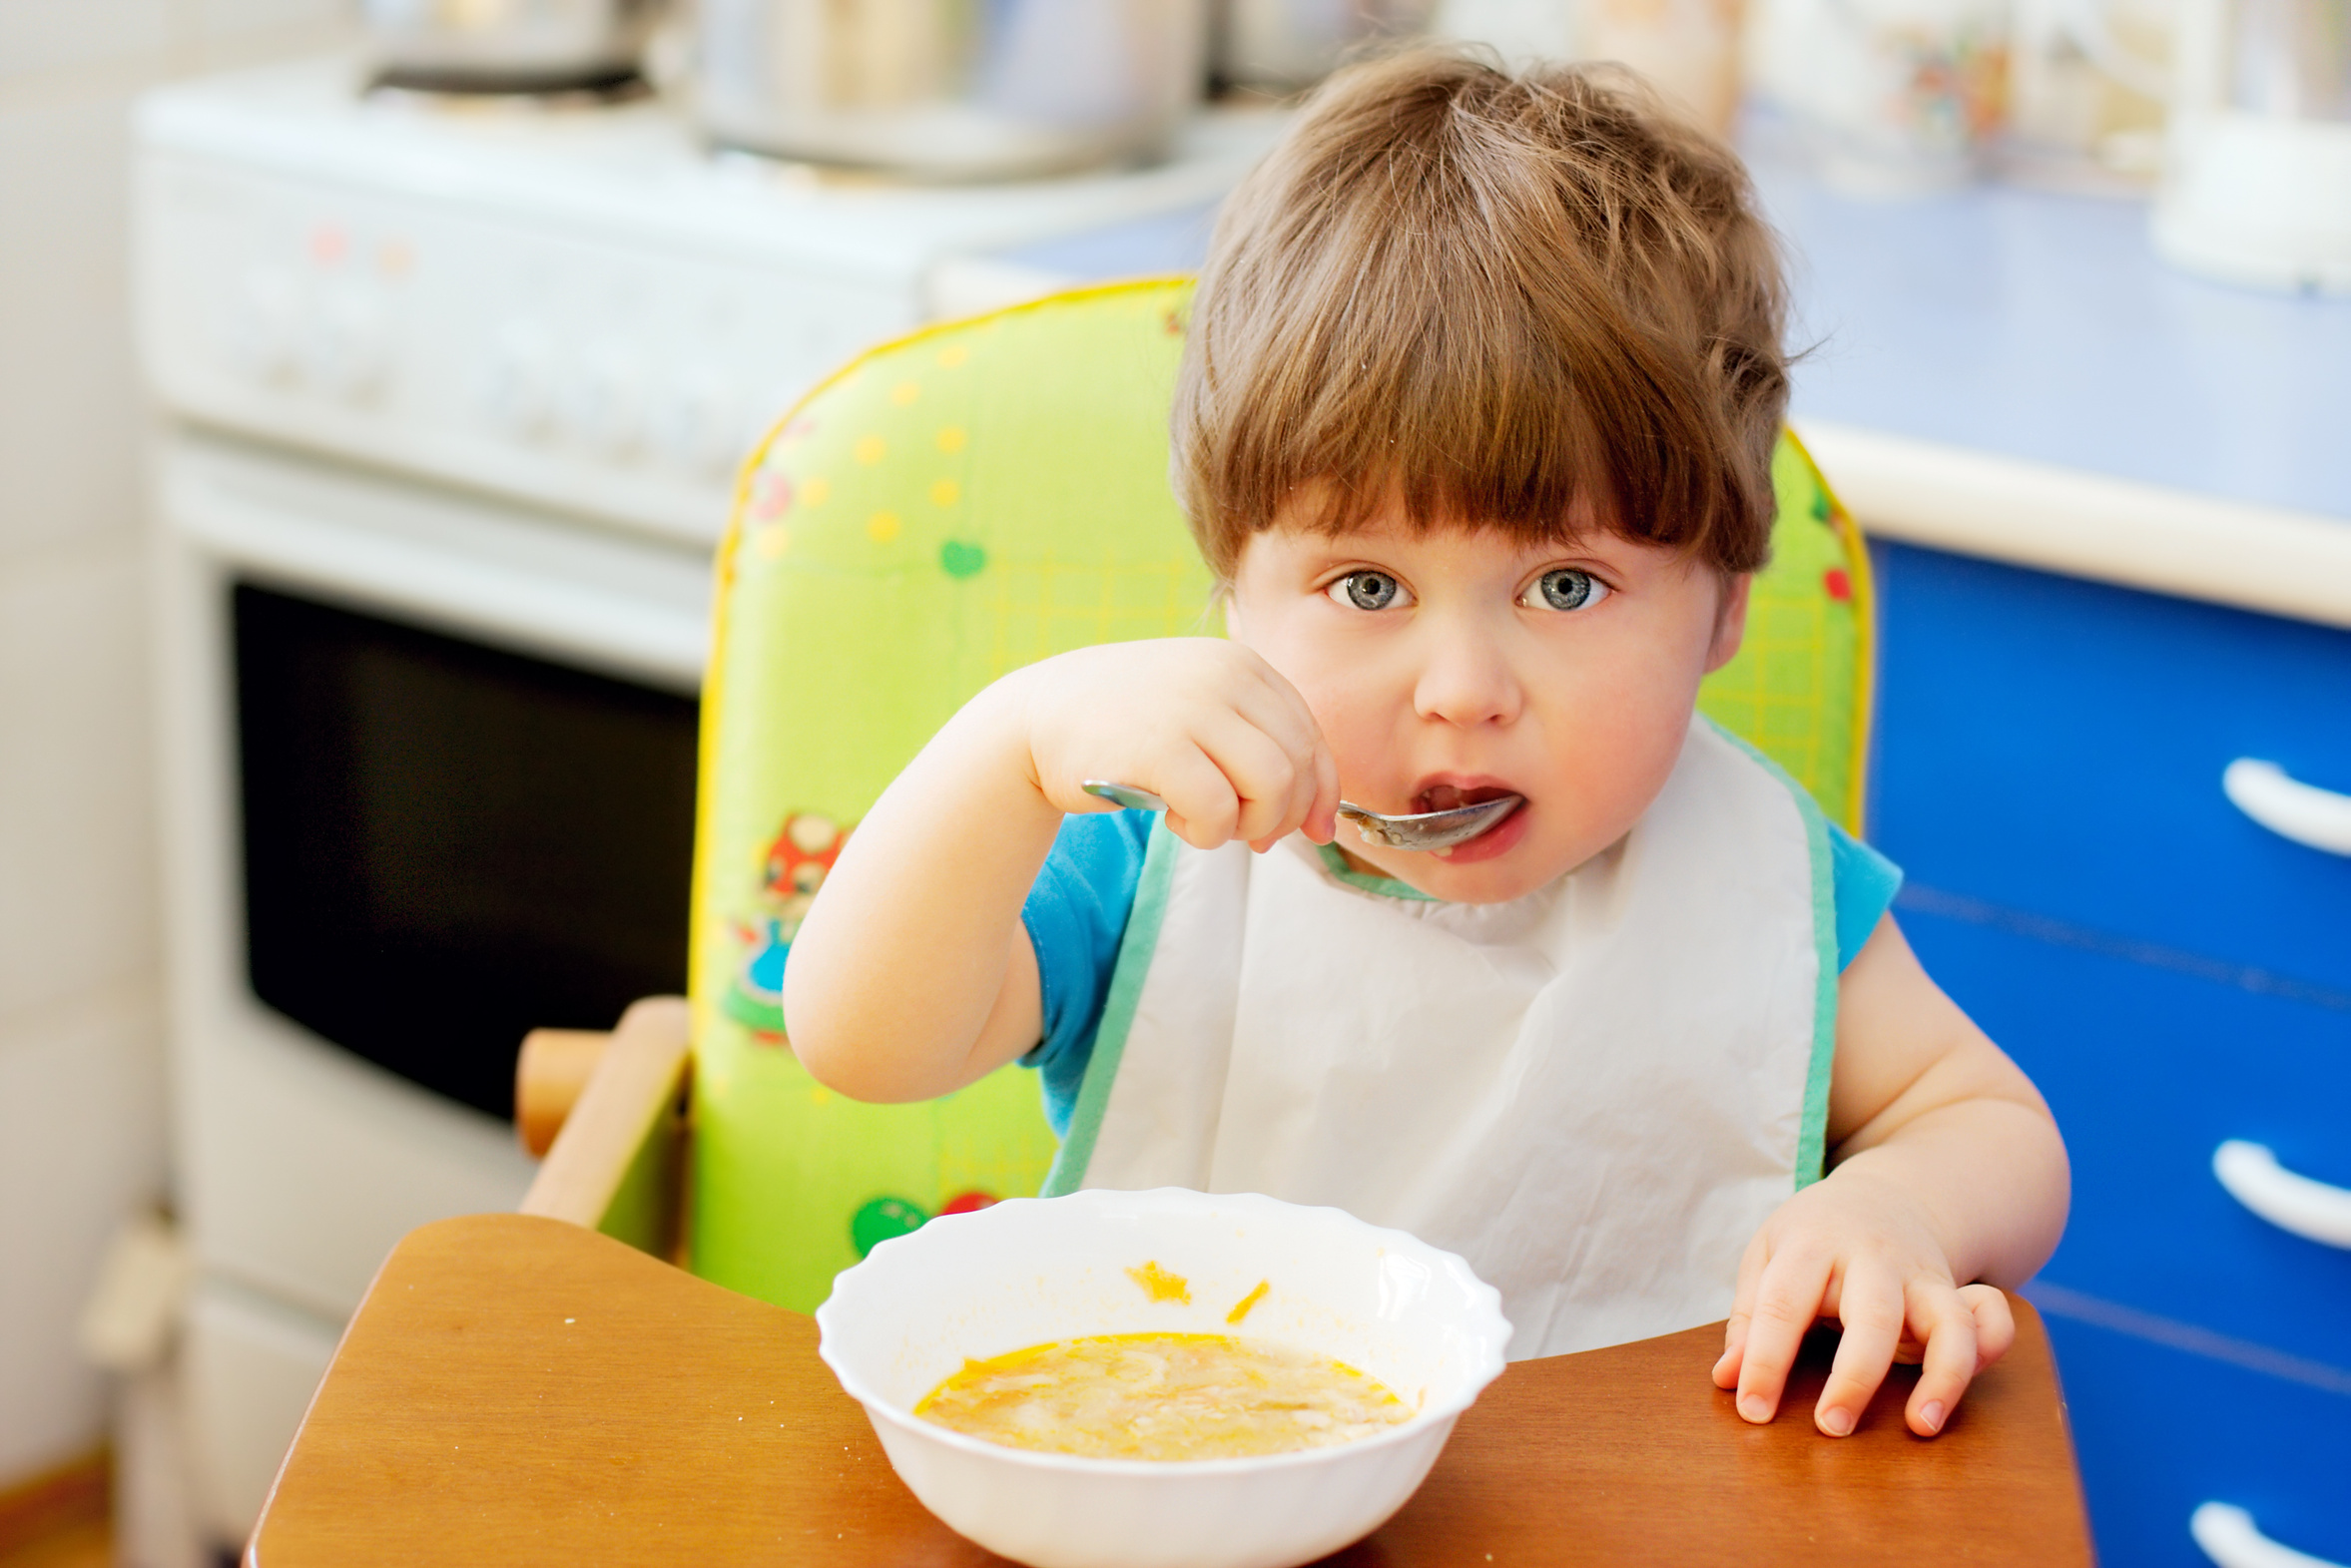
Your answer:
[1225,1280,1270,1324]
[914,1332,1413,1460]
[1126,1260,1190,1303]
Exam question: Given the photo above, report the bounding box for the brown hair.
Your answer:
[1172,48,1789,581]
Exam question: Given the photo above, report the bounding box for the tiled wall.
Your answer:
[0,0,357,1489]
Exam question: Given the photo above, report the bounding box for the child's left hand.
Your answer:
[1710,1163,2017,1438]
[1713,913,2066,1438]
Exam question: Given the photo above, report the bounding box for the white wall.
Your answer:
[0,0,356,1489]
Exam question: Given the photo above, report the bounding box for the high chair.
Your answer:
[514,278,1876,1312]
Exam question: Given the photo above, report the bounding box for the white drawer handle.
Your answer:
[2193,1502,2346,1568]
[2223,759,2351,856]
[2213,1141,2351,1250]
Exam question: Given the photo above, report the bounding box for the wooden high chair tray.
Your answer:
[248,1214,2090,1566]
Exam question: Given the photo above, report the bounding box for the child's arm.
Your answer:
[1711,914,2068,1438]
[783,638,1339,1104]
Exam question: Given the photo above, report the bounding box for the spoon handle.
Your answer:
[1082,781,1169,812]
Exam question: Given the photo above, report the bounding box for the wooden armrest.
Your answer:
[519,997,690,1260]
[516,1029,614,1158]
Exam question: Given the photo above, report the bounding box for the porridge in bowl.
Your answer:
[814,1189,1510,1568]
[915,1330,1415,1460]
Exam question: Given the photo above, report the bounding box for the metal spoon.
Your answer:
[1081,781,1523,852]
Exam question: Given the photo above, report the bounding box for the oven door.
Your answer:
[155,429,712,1323]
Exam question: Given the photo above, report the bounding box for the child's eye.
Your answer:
[1328,571,1411,611]
[1521,569,1608,612]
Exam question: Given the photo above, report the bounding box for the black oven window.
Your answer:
[234,583,698,1120]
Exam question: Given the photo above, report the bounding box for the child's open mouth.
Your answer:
[1411,781,1519,815]
[1406,777,1530,864]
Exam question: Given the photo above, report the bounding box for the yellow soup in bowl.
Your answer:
[915,1331,1415,1461]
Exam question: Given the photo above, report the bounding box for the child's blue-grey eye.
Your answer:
[1329,571,1408,611]
[1523,569,1607,612]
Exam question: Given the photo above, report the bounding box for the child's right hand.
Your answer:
[1011,639,1341,852]
[785,636,1340,1104]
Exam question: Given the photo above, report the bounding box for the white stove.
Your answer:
[140,57,1268,544]
[134,57,1265,1553]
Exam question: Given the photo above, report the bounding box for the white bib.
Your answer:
[1043,718,1838,1360]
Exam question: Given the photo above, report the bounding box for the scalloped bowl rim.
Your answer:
[814,1187,1512,1477]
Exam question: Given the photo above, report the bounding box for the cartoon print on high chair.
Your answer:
[511,277,1875,1318]
[722,812,849,1040]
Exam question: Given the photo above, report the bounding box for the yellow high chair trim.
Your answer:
[687,277,1872,1312]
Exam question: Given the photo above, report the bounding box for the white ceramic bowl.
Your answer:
[815,1188,1510,1568]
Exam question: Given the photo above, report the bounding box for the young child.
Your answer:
[784,50,2067,1440]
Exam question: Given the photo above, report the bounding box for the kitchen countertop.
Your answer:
[952,125,2351,630]
[1753,151,2351,522]
[1746,140,2351,631]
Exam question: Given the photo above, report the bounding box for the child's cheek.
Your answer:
[1296,677,1397,786]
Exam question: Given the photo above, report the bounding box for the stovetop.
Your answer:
[136,58,1280,545]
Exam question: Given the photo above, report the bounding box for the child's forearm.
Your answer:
[783,675,1062,1103]
[1826,1093,2069,1291]
[1825,915,2070,1289]
[787,637,1334,1104]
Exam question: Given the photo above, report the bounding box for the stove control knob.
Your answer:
[303,282,391,403]
[652,368,741,480]
[479,322,555,441]
[229,267,301,384]
[565,344,642,460]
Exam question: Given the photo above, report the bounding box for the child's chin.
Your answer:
[1392,808,1554,902]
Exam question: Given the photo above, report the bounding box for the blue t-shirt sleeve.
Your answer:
[1019,808,1150,1134]
[1827,821,1903,972]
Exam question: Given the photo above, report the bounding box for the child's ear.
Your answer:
[1703,573,1752,673]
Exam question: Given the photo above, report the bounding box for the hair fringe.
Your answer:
[1172,48,1790,581]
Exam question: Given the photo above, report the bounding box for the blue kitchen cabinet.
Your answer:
[1873,542,2351,1566]
[1899,906,2351,1368]
[1872,544,2351,1000]
[2042,1312,2351,1568]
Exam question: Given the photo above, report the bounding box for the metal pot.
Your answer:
[695,0,1210,180]
[362,0,665,92]
[1215,0,1434,92]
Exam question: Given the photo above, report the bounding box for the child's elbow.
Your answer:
[778,965,858,1096]
[784,1017,852,1094]
[778,975,927,1105]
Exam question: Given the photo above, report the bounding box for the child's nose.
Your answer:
[1412,628,1520,728]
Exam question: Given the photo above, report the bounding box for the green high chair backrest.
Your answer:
[687,277,1873,1312]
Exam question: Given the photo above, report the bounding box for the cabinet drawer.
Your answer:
[2042,1312,2351,1568]
[1875,544,2351,995]
[1903,909,2351,1369]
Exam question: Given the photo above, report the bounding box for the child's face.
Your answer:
[1226,501,1748,904]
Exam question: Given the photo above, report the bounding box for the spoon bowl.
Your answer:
[1336,794,1522,852]
[1081,782,1523,853]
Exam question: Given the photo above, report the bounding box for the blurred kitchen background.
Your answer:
[2,2,2345,1566]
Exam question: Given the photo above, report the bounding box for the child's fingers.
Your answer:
[1228,656,1339,845]
[1813,1262,1905,1437]
[1732,1246,1834,1424]
[1903,1281,1982,1437]
[1298,732,1341,844]
[1151,743,1251,849]
[1221,670,1333,848]
[1712,1231,1771,1389]
[1197,716,1310,847]
[1225,659,1326,769]
[1272,703,1338,848]
[1213,710,1326,850]
[1962,1284,2017,1370]
[1253,710,1328,851]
